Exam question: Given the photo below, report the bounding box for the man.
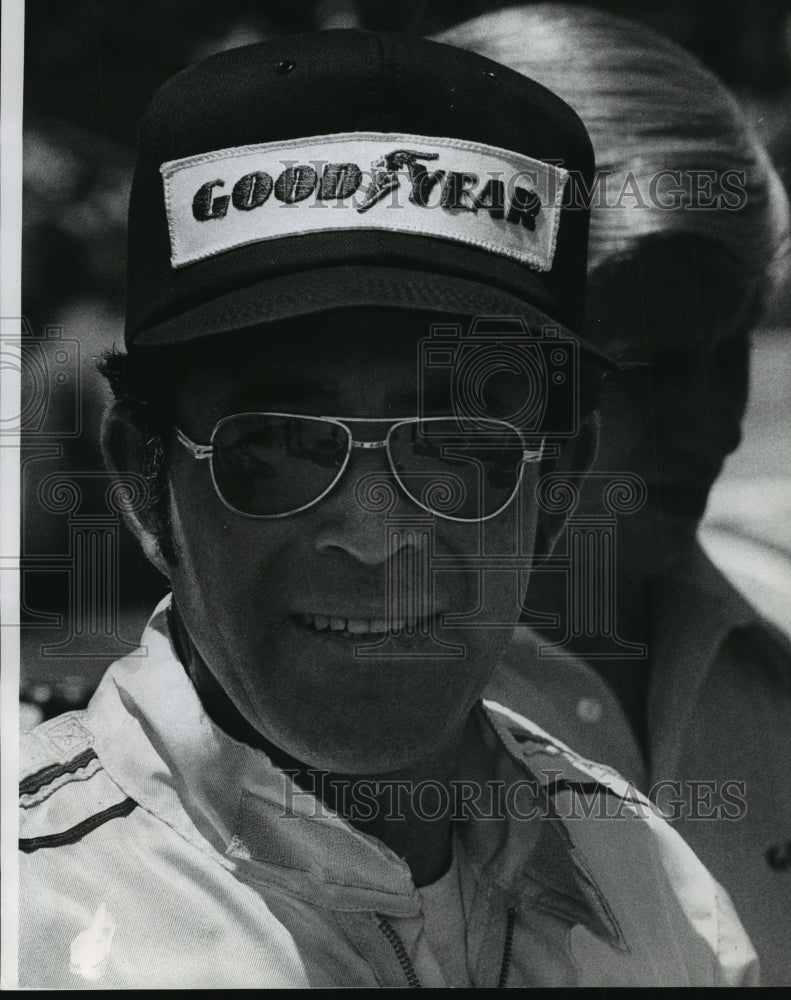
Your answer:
[434,6,791,985]
[19,30,756,987]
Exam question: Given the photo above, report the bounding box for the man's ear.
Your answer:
[533,410,599,561]
[101,402,171,578]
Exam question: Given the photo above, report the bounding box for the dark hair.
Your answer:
[97,346,175,561]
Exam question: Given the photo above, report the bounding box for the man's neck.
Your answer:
[169,600,465,887]
[298,735,469,887]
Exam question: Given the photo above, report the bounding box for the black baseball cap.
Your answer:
[125,29,601,358]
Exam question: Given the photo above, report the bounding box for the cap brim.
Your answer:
[131,264,616,370]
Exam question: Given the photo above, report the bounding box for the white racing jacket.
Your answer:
[19,598,758,988]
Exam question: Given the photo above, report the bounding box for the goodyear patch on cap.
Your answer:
[160,132,568,271]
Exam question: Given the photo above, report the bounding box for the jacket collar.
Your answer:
[88,595,623,944]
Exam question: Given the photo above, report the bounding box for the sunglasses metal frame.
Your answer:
[174,412,544,523]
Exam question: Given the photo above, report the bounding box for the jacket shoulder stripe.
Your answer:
[19,796,137,853]
[19,747,98,796]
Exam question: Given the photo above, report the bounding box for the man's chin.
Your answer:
[258,722,458,779]
[246,676,484,779]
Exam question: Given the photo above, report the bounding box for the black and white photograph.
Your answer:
[2,0,791,988]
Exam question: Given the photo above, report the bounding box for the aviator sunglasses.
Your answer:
[175,413,544,523]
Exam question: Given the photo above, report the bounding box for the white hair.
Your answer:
[433,4,789,329]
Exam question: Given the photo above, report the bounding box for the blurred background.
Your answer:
[18,0,791,727]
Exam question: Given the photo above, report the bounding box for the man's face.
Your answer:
[584,359,737,575]
[161,310,541,774]
[581,250,748,576]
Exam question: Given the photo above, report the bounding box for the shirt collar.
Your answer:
[648,541,758,774]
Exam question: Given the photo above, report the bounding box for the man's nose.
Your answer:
[311,446,431,566]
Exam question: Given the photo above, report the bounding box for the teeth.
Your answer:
[299,614,419,635]
[301,614,329,630]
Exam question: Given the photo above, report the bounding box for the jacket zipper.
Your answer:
[377,906,516,988]
[377,916,422,988]
[497,907,516,987]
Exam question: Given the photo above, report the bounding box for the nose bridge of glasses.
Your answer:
[337,422,422,517]
[334,424,398,503]
[351,439,388,450]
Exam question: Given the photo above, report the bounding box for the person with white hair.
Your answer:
[435,5,791,986]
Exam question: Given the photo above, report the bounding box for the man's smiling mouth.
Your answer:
[294,612,439,637]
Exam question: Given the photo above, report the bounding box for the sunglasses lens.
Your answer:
[388,419,525,520]
[212,414,349,516]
